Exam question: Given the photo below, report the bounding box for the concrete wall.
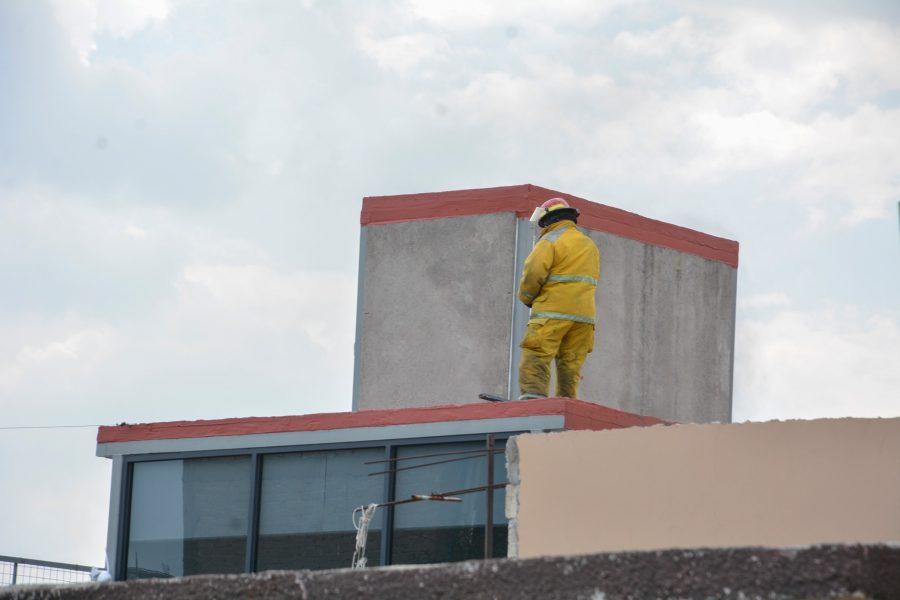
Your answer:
[5,545,897,600]
[355,189,737,423]
[508,223,736,423]
[584,229,736,423]
[506,418,900,559]
[355,213,517,410]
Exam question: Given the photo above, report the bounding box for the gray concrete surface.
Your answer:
[4,545,896,599]
[354,210,736,423]
[582,229,736,423]
[355,213,518,410]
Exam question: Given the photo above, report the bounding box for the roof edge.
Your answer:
[361,184,739,268]
[96,398,665,445]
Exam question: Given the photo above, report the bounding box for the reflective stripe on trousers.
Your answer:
[530,311,595,325]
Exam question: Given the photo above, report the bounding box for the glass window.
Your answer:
[126,455,251,579]
[391,440,507,565]
[257,447,384,571]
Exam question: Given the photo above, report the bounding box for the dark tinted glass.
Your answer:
[392,440,506,565]
[126,455,251,579]
[257,447,384,571]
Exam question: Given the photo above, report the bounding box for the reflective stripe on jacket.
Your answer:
[517,220,601,324]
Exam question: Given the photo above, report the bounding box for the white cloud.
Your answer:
[613,16,711,59]
[177,262,355,353]
[50,0,170,64]
[707,10,900,117]
[562,11,900,225]
[0,315,117,400]
[407,0,632,29]
[24,0,900,228]
[0,185,357,424]
[694,110,809,170]
[16,328,110,364]
[123,224,148,239]
[739,292,791,311]
[735,303,900,421]
[357,31,451,73]
[792,105,900,226]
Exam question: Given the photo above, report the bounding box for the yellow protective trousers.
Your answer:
[518,318,595,400]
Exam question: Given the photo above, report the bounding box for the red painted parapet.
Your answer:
[361,184,739,268]
[97,398,668,444]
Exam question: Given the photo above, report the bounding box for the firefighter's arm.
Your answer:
[517,240,553,307]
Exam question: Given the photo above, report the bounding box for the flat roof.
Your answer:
[361,184,739,268]
[96,398,666,457]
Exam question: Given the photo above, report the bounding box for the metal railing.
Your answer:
[0,555,95,586]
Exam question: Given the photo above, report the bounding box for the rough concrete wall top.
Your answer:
[583,230,736,423]
[355,212,516,409]
[508,418,900,558]
[3,545,897,600]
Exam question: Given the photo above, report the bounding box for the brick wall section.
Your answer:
[2,545,897,600]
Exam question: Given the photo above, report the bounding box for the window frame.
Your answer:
[117,431,518,580]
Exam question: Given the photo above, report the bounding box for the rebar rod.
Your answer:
[371,482,507,509]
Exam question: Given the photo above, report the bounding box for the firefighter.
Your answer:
[517,198,600,399]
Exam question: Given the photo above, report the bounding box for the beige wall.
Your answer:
[506,418,900,558]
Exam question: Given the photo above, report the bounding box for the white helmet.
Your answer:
[529,197,579,227]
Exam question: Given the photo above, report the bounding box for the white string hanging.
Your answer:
[351,503,379,569]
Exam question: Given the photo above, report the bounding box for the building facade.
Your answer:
[98,399,663,580]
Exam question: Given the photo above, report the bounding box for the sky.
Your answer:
[1,0,898,567]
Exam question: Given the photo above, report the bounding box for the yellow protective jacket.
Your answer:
[517,220,600,324]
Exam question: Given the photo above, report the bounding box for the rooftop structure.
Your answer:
[355,184,738,423]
